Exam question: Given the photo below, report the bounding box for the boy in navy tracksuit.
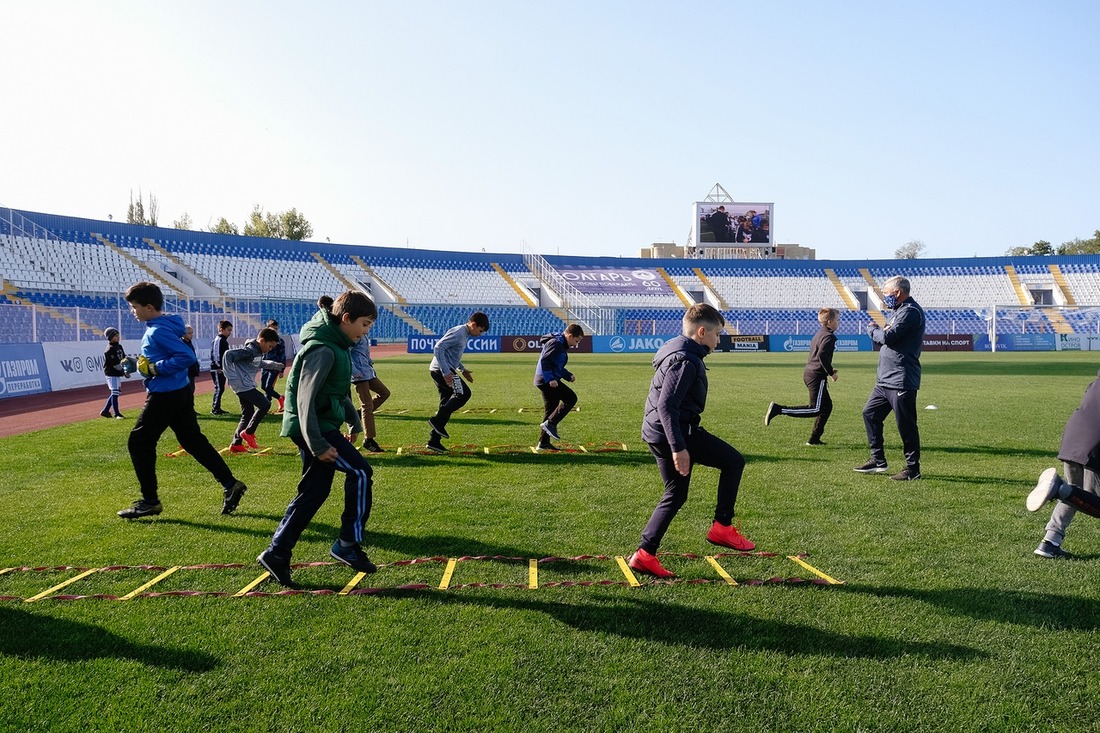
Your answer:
[764,307,840,445]
[209,320,233,415]
[533,323,584,450]
[629,303,755,579]
[223,328,284,453]
[118,282,247,519]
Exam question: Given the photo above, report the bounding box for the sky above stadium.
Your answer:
[2,1,1097,261]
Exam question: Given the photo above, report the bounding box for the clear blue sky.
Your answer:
[2,1,1097,260]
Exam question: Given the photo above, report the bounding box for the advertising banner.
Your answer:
[0,343,51,398]
[974,333,1057,351]
[1056,333,1100,351]
[592,335,672,354]
[716,335,767,353]
[407,335,501,354]
[921,334,974,352]
[41,340,143,391]
[554,267,671,295]
[500,335,593,354]
[767,335,871,352]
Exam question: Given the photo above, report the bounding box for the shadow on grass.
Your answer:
[929,444,1055,459]
[409,592,984,660]
[0,607,218,671]
[156,517,339,544]
[842,585,1100,631]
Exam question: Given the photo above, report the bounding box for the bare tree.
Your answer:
[894,240,926,259]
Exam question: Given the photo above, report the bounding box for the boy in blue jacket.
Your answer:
[628,303,755,579]
[533,323,584,450]
[118,282,247,519]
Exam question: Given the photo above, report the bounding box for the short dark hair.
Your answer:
[218,320,233,331]
[266,319,279,328]
[320,292,378,323]
[565,323,584,337]
[683,303,725,333]
[124,281,164,310]
[258,327,279,343]
[469,312,490,331]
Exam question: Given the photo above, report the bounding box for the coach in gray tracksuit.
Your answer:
[425,312,490,452]
[856,275,926,481]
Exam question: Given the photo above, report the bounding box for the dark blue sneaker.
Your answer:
[427,417,450,439]
[540,420,561,441]
[330,540,377,573]
[1034,540,1071,559]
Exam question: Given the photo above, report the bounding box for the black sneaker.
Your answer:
[100,410,112,418]
[1034,540,1071,559]
[361,438,385,453]
[890,468,921,481]
[427,417,450,439]
[536,442,560,452]
[221,480,248,514]
[764,402,782,426]
[426,438,447,454]
[117,499,163,519]
[804,439,826,446]
[257,549,295,587]
[853,460,889,474]
[330,540,377,573]
[211,409,229,416]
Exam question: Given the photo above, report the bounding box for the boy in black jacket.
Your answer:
[1026,369,1100,558]
[628,304,755,579]
[764,307,840,445]
[100,327,129,418]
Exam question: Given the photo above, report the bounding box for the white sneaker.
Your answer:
[1026,468,1063,512]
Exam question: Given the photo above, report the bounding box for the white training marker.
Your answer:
[925,405,937,410]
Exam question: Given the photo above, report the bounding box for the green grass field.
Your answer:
[1,351,1098,732]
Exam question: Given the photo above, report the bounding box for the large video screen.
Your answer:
[694,202,773,246]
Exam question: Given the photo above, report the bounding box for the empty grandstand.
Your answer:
[4,206,1100,347]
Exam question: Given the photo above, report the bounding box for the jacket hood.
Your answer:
[652,334,709,369]
[299,308,355,351]
[539,332,558,346]
[150,313,186,338]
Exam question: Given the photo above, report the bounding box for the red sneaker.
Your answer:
[706,521,756,551]
[229,443,249,453]
[628,548,676,578]
[241,433,259,450]
[276,396,285,413]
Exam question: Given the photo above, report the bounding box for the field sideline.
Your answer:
[1,351,1098,732]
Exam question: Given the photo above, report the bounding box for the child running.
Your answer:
[628,303,755,579]
[260,319,287,413]
[223,327,285,453]
[351,333,391,453]
[100,327,129,418]
[117,282,247,519]
[533,323,584,450]
[764,307,840,445]
[426,311,490,453]
[257,293,378,588]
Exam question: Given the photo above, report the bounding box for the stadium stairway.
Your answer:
[1003,265,1034,306]
[490,263,538,307]
[92,234,184,297]
[858,268,888,327]
[693,268,729,309]
[383,303,433,335]
[655,267,694,307]
[351,255,407,305]
[1048,264,1077,306]
[142,237,223,298]
[824,268,860,310]
[311,252,360,292]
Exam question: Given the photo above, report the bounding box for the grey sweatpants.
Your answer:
[1044,460,1100,544]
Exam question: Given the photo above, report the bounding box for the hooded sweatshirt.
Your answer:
[281,307,362,456]
[641,335,711,452]
[140,313,196,393]
[223,339,283,394]
[533,332,574,386]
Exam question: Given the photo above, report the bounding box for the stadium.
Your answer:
[2,200,1100,731]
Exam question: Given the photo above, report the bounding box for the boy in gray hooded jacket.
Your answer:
[224,327,284,452]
